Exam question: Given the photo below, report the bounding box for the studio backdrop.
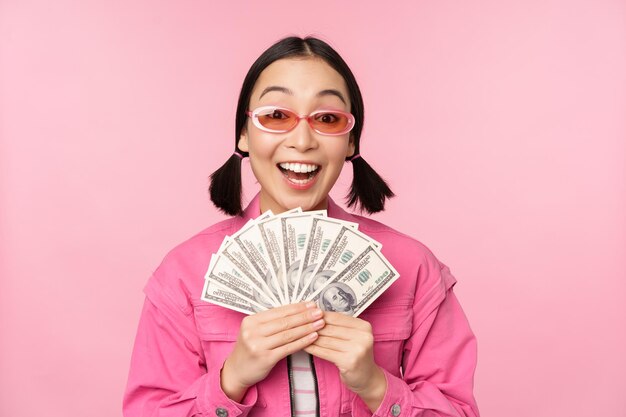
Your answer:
[1,1,624,416]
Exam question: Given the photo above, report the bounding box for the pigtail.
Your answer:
[346,155,395,214]
[208,151,247,216]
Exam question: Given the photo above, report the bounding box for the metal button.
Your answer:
[391,403,401,416]
[215,407,228,417]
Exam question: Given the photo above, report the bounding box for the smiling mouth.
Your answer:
[277,162,320,185]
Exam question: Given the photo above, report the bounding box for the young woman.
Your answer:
[124,36,480,417]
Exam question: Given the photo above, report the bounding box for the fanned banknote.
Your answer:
[201,209,399,317]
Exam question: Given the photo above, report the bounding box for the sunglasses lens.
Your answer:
[311,111,352,135]
[253,107,353,135]
[256,108,297,132]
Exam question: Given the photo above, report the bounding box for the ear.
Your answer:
[345,134,356,158]
[237,127,249,153]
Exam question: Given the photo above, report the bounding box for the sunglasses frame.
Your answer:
[246,105,355,136]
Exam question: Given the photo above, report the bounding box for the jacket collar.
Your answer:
[241,192,354,223]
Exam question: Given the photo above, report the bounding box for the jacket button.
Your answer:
[391,403,401,416]
[215,407,228,417]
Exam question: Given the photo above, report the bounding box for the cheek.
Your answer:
[247,149,271,184]
[247,137,278,173]
[248,136,273,158]
[325,142,350,174]
[322,139,350,164]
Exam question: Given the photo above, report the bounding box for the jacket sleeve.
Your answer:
[123,283,259,417]
[351,258,480,417]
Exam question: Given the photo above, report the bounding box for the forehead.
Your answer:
[251,57,350,108]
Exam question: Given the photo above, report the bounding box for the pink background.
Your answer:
[1,1,625,416]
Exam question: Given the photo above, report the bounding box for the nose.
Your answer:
[284,116,318,152]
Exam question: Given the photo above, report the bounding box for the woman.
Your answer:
[124,35,480,417]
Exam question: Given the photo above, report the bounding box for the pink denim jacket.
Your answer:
[123,193,480,417]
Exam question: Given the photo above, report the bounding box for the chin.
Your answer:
[300,197,327,212]
[261,186,328,214]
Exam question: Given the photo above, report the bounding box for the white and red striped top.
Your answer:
[289,350,318,416]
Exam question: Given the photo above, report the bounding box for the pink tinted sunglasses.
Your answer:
[246,105,355,136]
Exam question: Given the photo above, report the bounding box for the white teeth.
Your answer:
[288,178,310,185]
[279,162,319,173]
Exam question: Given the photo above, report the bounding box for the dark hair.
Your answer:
[209,35,394,216]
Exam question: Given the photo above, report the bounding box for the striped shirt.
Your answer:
[289,350,318,416]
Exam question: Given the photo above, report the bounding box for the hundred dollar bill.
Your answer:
[201,278,267,315]
[218,238,282,307]
[223,214,285,305]
[296,219,375,302]
[222,210,274,263]
[309,245,399,317]
[247,208,303,304]
[279,211,327,302]
[232,223,282,304]
[232,209,301,305]
[293,217,358,302]
[256,216,285,301]
[205,254,275,309]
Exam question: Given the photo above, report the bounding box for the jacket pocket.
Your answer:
[340,300,413,415]
[192,303,243,374]
[193,303,245,341]
[361,299,412,366]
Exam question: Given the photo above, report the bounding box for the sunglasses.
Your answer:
[246,106,355,136]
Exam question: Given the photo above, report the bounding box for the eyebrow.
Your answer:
[258,85,347,105]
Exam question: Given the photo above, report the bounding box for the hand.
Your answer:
[220,301,325,402]
[304,312,387,412]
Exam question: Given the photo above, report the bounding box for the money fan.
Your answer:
[202,209,399,317]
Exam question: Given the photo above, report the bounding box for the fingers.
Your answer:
[303,314,380,398]
[306,332,376,374]
[313,313,372,342]
[273,331,320,359]
[322,312,372,332]
[254,301,317,324]
[312,328,373,350]
[265,317,325,350]
[311,334,349,352]
[308,317,375,353]
[227,303,326,389]
[238,302,325,356]
[303,343,336,363]
[259,305,324,337]
[316,323,359,341]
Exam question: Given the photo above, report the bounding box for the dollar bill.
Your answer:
[297,221,380,302]
[233,225,282,302]
[279,211,327,302]
[219,235,282,306]
[249,209,304,304]
[201,278,267,315]
[255,216,291,305]
[233,209,302,304]
[293,217,358,302]
[205,254,275,309]
[308,245,399,317]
